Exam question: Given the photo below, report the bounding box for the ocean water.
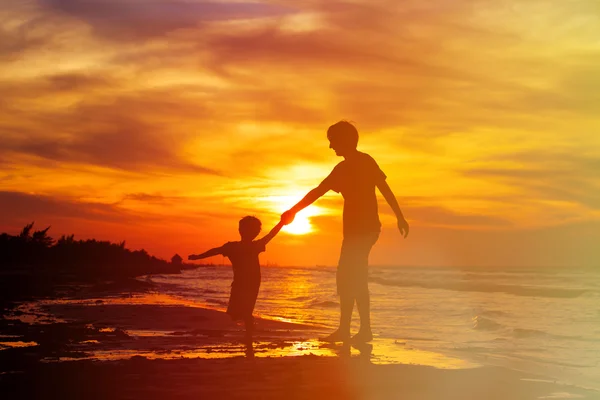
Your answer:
[151,265,600,390]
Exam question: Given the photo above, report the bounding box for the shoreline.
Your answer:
[3,294,474,367]
[1,290,599,399]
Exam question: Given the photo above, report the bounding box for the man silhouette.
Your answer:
[282,121,409,343]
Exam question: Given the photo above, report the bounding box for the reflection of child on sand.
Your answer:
[188,215,288,340]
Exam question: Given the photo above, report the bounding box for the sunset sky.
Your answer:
[1,0,599,267]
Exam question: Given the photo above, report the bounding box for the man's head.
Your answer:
[239,216,262,241]
[327,121,359,156]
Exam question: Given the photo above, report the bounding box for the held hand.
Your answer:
[397,218,409,238]
[281,210,296,225]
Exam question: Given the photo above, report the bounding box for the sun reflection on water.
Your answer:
[43,333,475,370]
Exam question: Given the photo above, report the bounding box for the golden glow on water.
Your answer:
[268,316,295,324]
[0,341,39,349]
[369,340,478,369]
[17,293,201,308]
[47,337,476,369]
[21,293,476,371]
[19,294,475,369]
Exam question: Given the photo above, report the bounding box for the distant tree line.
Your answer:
[0,222,181,281]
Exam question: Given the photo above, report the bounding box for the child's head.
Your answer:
[327,120,359,156]
[239,216,262,241]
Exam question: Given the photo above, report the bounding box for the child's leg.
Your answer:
[244,315,254,338]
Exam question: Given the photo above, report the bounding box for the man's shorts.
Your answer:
[336,232,380,297]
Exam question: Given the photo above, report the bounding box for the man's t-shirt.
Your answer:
[221,240,265,282]
[321,151,386,236]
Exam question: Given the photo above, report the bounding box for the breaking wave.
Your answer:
[370,277,586,299]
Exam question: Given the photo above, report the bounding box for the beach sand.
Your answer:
[6,354,599,400]
[1,293,599,400]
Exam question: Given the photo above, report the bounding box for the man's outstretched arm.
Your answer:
[282,183,330,222]
[377,180,409,238]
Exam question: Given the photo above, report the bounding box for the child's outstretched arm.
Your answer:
[257,220,285,247]
[188,246,225,261]
[376,180,409,238]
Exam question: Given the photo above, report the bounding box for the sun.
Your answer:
[261,193,325,235]
[283,212,313,235]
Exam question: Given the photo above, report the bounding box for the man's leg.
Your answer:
[353,232,379,342]
[322,269,353,342]
[355,283,371,334]
[322,238,353,342]
[339,291,354,336]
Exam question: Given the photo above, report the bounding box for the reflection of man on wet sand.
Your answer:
[282,121,409,343]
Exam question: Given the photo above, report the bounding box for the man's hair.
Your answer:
[239,215,262,239]
[327,120,359,149]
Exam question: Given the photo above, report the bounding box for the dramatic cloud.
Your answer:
[0,190,129,225]
[462,152,600,211]
[399,205,512,228]
[1,0,599,265]
[39,0,291,40]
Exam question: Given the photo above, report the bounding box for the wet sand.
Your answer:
[1,293,599,400]
[4,351,600,400]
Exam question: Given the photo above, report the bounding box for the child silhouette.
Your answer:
[188,216,287,340]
